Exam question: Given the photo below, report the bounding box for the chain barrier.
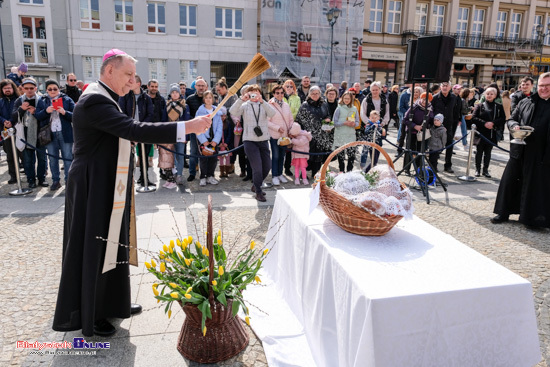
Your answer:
[475,131,511,153]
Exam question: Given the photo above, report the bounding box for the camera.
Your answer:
[249,93,257,99]
[253,126,263,137]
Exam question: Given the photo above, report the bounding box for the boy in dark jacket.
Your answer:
[428,113,447,172]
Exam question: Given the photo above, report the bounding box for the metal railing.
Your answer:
[401,30,539,52]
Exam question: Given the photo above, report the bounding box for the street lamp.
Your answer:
[326,7,341,84]
[535,22,550,83]
[0,0,6,79]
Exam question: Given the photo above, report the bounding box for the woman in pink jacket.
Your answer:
[268,85,294,185]
[289,122,312,185]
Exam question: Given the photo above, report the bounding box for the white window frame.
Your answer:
[147,2,166,34]
[496,11,507,40]
[114,0,134,32]
[470,9,485,48]
[80,0,101,30]
[180,60,198,83]
[19,0,44,5]
[386,1,401,34]
[509,12,522,40]
[545,15,550,46]
[414,3,428,34]
[369,0,383,33]
[21,16,48,64]
[179,4,197,36]
[432,4,445,34]
[82,56,102,84]
[215,7,243,39]
[532,14,542,41]
[148,59,168,95]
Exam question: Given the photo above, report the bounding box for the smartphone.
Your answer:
[52,98,63,110]
[27,99,35,108]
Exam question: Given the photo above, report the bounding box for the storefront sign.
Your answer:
[363,51,406,61]
[492,59,527,67]
[532,56,550,64]
[453,56,492,65]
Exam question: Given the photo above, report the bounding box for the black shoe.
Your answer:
[93,319,116,337]
[443,168,454,174]
[284,169,293,177]
[243,176,252,181]
[8,178,17,184]
[50,182,61,191]
[482,171,491,178]
[475,170,481,177]
[490,214,509,224]
[39,180,49,187]
[255,193,266,202]
[130,303,142,315]
[28,181,37,189]
[187,174,195,182]
[136,179,143,186]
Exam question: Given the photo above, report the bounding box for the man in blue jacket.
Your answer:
[0,79,20,184]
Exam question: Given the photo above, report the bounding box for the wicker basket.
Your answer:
[177,196,249,363]
[317,141,406,236]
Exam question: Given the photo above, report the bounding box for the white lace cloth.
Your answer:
[332,165,414,218]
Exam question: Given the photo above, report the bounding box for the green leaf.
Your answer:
[217,292,227,307]
[231,298,240,316]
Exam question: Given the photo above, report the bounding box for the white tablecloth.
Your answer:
[245,189,541,367]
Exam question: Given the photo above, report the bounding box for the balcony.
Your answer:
[401,30,539,53]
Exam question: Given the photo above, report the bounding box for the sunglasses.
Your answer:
[68,79,77,82]
[23,86,35,90]
[274,91,284,95]
[47,88,59,91]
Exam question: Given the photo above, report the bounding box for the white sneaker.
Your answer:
[278,175,288,183]
[207,176,219,185]
[199,178,207,186]
[463,145,469,151]
[272,176,280,186]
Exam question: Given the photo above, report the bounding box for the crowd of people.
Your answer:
[0,66,541,203]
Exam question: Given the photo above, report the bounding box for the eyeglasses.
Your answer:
[538,83,550,88]
[47,88,59,91]
[23,87,35,90]
[274,91,284,95]
[68,79,77,82]
[284,86,293,88]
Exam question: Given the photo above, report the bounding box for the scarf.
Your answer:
[21,95,38,148]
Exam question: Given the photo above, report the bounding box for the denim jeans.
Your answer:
[187,134,198,176]
[46,131,73,183]
[269,138,286,177]
[175,142,187,176]
[23,147,47,183]
[460,116,468,145]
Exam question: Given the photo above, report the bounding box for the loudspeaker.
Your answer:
[409,35,456,82]
[404,40,417,84]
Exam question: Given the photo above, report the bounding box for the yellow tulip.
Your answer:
[163,244,169,253]
[157,299,160,304]
[187,235,193,244]
[202,247,207,255]
[219,266,224,276]
[151,259,157,268]
[218,229,221,237]
[245,316,250,326]
[255,275,261,283]
[250,241,256,250]
[263,249,269,256]
[169,282,178,288]
[160,262,166,273]
[169,246,174,254]
[177,239,182,247]
[184,293,192,299]
[202,326,207,336]
[145,262,151,269]
[152,283,159,289]
[153,287,159,296]
[159,250,165,257]
[168,310,172,318]
[170,240,175,249]
[200,268,208,273]
[212,280,217,286]
[186,287,193,293]
[184,258,192,266]
[197,241,201,248]
[217,235,222,245]
[170,292,179,299]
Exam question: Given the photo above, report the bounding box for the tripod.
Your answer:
[393,83,416,174]
[397,84,447,204]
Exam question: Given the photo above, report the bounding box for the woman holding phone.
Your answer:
[36,79,75,190]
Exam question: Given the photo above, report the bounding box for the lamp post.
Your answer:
[535,23,550,83]
[326,7,341,84]
[0,0,6,79]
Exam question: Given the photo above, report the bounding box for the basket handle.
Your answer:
[319,141,394,183]
[207,195,215,305]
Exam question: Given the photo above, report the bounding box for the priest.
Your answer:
[52,49,211,337]
[492,72,550,229]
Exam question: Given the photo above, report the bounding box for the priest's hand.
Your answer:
[185,115,212,135]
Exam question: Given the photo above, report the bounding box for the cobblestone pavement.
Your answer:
[0,131,548,366]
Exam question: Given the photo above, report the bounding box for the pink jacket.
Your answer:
[268,99,294,139]
[291,130,312,159]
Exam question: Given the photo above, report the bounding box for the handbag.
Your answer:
[38,123,52,146]
[417,128,431,141]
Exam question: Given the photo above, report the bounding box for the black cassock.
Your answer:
[494,95,550,228]
[53,82,179,336]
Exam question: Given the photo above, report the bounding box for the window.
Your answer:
[470,9,485,48]
[179,5,197,36]
[180,60,198,82]
[496,11,507,40]
[82,56,102,83]
[432,5,445,34]
[115,0,134,32]
[149,59,167,94]
[147,2,166,33]
[509,12,522,40]
[19,0,44,4]
[387,1,401,34]
[456,7,469,47]
[533,15,542,40]
[80,0,100,30]
[21,16,48,64]
[414,3,428,34]
[369,0,383,33]
[215,7,243,38]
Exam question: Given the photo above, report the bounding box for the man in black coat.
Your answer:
[62,73,82,103]
[185,78,207,181]
[431,81,461,173]
[52,49,211,337]
[510,76,534,115]
[492,72,550,229]
[297,76,311,102]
